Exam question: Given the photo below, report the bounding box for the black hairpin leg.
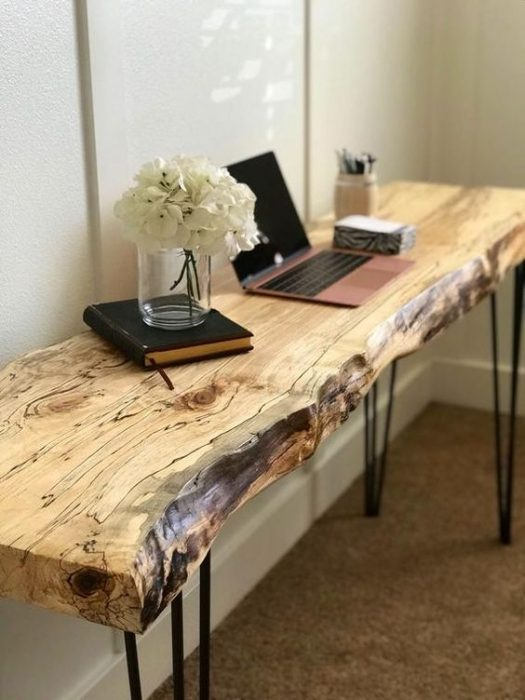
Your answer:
[490,261,524,545]
[123,551,211,700]
[199,551,211,700]
[172,592,185,699]
[124,552,211,700]
[124,632,143,700]
[170,552,211,700]
[364,360,398,517]
[123,595,185,700]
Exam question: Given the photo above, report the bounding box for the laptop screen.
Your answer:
[226,152,310,284]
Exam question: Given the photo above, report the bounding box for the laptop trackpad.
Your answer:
[346,267,397,289]
[315,257,413,306]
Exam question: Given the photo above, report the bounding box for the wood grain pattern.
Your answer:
[0,182,524,633]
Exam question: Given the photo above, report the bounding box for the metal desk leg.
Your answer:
[124,632,143,700]
[172,552,210,700]
[364,360,398,517]
[124,595,185,700]
[171,592,185,699]
[199,551,211,700]
[490,261,524,545]
[123,553,210,700]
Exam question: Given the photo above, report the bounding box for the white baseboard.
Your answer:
[433,358,525,416]
[80,358,433,699]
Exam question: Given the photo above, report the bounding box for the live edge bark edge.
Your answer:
[132,226,524,632]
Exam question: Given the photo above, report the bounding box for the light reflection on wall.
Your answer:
[120,0,304,215]
[198,1,297,151]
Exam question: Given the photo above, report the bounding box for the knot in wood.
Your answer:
[46,395,87,413]
[69,568,114,598]
[184,386,217,410]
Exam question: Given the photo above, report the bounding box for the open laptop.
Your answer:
[227,152,413,307]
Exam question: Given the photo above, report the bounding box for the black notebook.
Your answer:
[83,300,253,368]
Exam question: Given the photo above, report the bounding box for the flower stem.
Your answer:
[169,256,189,291]
[188,251,201,300]
[186,256,194,318]
[170,250,201,320]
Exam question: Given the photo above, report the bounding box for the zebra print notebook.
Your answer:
[334,215,416,255]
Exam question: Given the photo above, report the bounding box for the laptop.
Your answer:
[227,152,413,307]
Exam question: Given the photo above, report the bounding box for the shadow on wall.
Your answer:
[121,0,303,166]
[202,1,298,147]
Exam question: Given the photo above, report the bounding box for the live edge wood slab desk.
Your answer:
[0,182,524,700]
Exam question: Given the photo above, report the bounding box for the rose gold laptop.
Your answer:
[227,152,413,307]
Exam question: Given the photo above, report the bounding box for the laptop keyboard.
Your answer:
[258,250,369,298]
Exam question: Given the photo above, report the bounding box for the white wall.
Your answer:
[0,0,93,366]
[309,0,435,219]
[120,0,304,206]
[429,0,525,189]
[428,0,525,412]
[0,1,524,698]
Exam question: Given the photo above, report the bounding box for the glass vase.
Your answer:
[138,248,211,330]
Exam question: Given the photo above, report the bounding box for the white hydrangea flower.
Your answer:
[114,155,258,256]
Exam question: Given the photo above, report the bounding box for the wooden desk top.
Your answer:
[0,182,524,633]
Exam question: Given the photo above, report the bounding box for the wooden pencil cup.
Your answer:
[334,173,378,219]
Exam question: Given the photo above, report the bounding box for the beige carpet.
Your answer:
[150,403,525,700]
